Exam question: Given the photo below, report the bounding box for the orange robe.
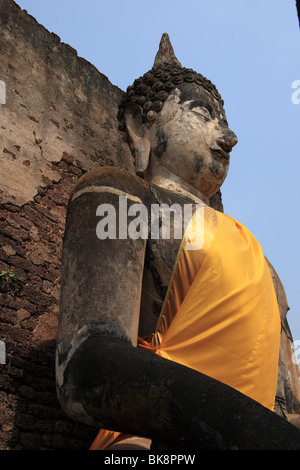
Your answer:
[90,206,281,450]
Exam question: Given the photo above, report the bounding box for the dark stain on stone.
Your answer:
[194,154,203,175]
[154,128,167,159]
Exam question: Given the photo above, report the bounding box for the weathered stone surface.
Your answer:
[0,0,133,207]
[266,259,300,421]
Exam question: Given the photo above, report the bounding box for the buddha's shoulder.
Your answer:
[70,166,149,199]
[70,166,203,208]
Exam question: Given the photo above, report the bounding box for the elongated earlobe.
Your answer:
[124,104,151,174]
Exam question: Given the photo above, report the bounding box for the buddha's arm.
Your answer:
[60,332,300,450]
[56,167,149,416]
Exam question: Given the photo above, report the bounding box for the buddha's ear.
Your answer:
[124,104,151,175]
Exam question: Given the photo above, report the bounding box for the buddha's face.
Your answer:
[147,82,238,198]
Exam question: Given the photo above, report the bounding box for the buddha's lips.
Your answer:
[210,148,230,162]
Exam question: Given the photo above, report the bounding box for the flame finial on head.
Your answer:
[153,33,182,68]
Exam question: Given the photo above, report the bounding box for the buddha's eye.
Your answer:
[192,107,211,121]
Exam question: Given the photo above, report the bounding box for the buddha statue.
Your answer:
[55,34,300,450]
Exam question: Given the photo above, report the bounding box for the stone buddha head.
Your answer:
[118,33,238,200]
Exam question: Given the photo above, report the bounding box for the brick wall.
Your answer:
[0,0,133,449]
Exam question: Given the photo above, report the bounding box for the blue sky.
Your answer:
[15,1,300,357]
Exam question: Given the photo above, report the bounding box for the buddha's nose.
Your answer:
[217,129,238,153]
